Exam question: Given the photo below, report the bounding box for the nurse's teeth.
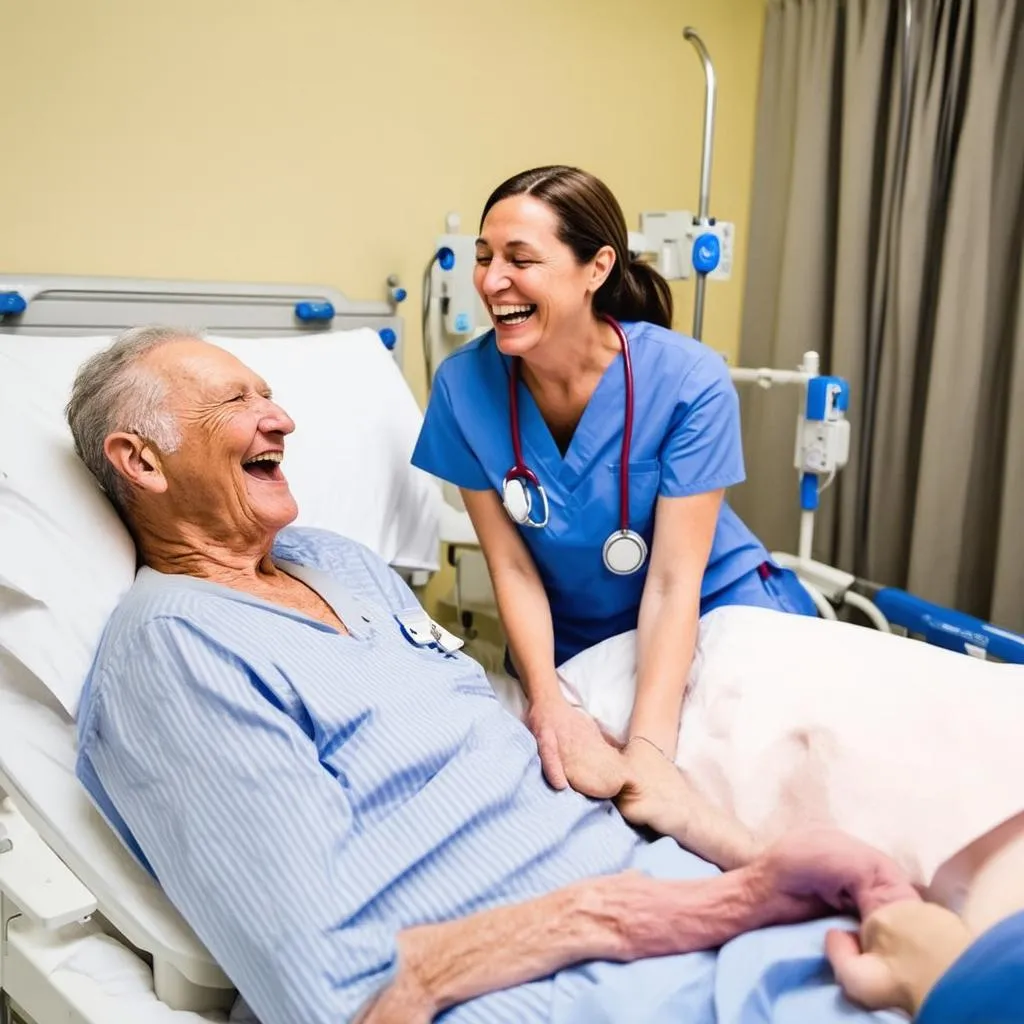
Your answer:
[491,305,533,316]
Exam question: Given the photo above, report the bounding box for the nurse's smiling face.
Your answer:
[475,194,615,358]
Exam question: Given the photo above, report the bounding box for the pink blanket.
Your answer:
[555,606,1024,894]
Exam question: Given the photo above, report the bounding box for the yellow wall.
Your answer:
[1,0,766,391]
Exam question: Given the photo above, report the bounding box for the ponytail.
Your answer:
[594,257,674,330]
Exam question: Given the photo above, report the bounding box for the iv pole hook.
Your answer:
[683,26,717,341]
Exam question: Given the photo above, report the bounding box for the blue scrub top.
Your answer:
[411,321,769,666]
[916,909,1024,1023]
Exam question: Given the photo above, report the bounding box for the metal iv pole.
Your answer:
[683,26,717,342]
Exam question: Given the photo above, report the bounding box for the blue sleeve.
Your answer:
[916,910,1024,1023]
[83,617,398,1024]
[658,350,746,498]
[411,371,492,491]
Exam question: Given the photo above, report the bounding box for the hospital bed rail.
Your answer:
[774,553,1024,664]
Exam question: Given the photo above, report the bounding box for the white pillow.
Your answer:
[0,328,441,717]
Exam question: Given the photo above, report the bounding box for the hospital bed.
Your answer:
[0,273,1007,1024]
[0,274,455,1023]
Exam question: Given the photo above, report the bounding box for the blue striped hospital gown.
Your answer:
[76,527,893,1024]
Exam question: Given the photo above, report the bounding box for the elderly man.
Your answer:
[68,326,917,1024]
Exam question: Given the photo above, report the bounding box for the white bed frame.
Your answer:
[0,274,427,1024]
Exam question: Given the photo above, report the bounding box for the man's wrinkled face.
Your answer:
[144,340,298,541]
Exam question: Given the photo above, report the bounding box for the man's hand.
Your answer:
[759,827,922,921]
[614,737,758,869]
[525,698,627,797]
[616,737,689,836]
[825,901,972,1016]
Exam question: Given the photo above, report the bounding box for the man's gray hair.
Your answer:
[65,325,195,515]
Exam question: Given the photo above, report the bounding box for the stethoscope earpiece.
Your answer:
[500,315,647,575]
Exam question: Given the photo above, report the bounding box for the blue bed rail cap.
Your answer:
[873,588,1024,664]
[0,291,28,315]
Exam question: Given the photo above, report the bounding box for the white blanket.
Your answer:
[552,606,1024,892]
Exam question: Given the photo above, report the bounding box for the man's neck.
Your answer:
[138,521,279,587]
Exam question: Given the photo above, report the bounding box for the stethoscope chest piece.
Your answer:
[602,529,648,575]
[502,473,549,528]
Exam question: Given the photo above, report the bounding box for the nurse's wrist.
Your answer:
[525,685,571,711]
[626,721,675,759]
[625,735,669,759]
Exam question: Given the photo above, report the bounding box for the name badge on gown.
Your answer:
[394,609,465,656]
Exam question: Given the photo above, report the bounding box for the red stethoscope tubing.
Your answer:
[507,314,633,531]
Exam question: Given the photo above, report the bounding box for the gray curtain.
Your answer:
[733,0,1024,633]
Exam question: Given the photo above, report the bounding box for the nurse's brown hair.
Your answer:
[480,165,674,330]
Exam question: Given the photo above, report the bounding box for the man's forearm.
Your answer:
[365,860,813,1020]
[618,737,760,870]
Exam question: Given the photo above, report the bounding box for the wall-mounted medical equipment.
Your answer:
[729,354,855,616]
[421,213,491,386]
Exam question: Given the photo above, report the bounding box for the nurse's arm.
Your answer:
[459,487,563,705]
[629,489,723,758]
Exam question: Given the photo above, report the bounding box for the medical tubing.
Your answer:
[508,360,529,479]
[422,252,441,387]
[604,316,635,532]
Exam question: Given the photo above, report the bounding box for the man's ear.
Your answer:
[103,433,169,495]
[587,244,617,294]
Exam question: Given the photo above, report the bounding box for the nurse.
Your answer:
[412,165,815,794]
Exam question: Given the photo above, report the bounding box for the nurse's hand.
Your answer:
[526,698,627,797]
[825,900,972,1016]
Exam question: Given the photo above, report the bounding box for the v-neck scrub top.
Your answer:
[411,321,772,667]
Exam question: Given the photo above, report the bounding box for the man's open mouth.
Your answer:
[242,451,285,481]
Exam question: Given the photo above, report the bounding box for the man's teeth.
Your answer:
[244,452,283,466]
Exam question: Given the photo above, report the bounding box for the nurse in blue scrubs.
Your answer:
[412,165,815,795]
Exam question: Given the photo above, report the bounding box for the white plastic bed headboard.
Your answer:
[0,273,404,361]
